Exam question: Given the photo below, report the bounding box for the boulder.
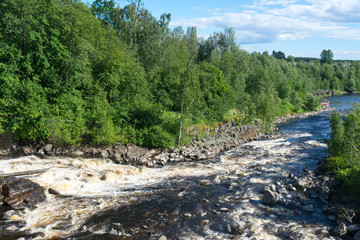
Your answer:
[262,189,284,206]
[348,224,360,235]
[21,146,35,155]
[43,144,53,154]
[333,222,347,237]
[2,177,46,209]
[100,150,109,159]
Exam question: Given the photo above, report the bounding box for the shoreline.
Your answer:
[0,107,332,168]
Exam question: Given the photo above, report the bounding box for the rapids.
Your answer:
[1,94,359,239]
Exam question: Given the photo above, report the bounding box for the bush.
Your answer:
[303,94,320,111]
[143,125,175,148]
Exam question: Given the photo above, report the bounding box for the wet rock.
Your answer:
[295,176,313,188]
[287,200,300,209]
[199,180,211,186]
[48,188,60,196]
[303,204,314,213]
[3,178,46,209]
[100,150,109,159]
[286,184,296,191]
[111,153,123,163]
[269,184,276,192]
[227,221,246,234]
[68,150,84,157]
[354,231,360,240]
[348,224,360,234]
[317,186,330,201]
[220,207,229,212]
[109,228,118,235]
[43,144,53,154]
[4,210,16,217]
[262,189,284,206]
[325,206,339,215]
[184,213,192,218]
[279,187,288,195]
[333,222,347,237]
[21,146,35,155]
[5,225,18,231]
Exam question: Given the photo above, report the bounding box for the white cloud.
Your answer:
[170,0,360,44]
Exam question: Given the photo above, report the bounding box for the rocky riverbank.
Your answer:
[0,109,331,168]
[260,155,360,239]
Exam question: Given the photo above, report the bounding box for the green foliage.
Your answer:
[327,104,360,200]
[320,49,334,64]
[0,0,358,149]
[143,125,175,149]
[303,94,320,111]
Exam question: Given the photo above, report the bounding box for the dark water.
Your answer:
[1,94,360,240]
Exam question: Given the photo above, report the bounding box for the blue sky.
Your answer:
[114,0,360,60]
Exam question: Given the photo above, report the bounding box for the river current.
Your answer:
[1,94,360,239]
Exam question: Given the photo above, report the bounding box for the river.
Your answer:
[1,94,360,240]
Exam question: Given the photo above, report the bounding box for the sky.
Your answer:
[115,0,360,60]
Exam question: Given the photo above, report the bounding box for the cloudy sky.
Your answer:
[117,0,360,60]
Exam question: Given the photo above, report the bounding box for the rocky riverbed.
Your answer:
[0,108,359,239]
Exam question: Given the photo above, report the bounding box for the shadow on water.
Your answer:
[71,171,335,240]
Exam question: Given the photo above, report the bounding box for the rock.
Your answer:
[199,180,211,186]
[326,206,339,215]
[303,204,314,213]
[111,153,123,163]
[296,176,312,188]
[3,178,46,209]
[287,200,300,209]
[5,225,18,231]
[48,188,60,195]
[100,150,109,159]
[109,228,118,235]
[4,210,16,217]
[68,150,84,158]
[279,187,288,195]
[318,186,330,201]
[21,146,35,155]
[269,184,276,192]
[43,144,53,154]
[227,221,246,234]
[348,224,360,234]
[220,207,229,212]
[158,236,167,240]
[262,189,284,206]
[184,213,192,218]
[354,231,360,240]
[334,222,347,237]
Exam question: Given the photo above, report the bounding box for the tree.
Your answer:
[91,0,115,24]
[272,50,286,60]
[320,49,334,64]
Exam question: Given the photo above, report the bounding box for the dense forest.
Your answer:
[1,0,360,148]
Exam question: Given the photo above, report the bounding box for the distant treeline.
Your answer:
[1,0,360,148]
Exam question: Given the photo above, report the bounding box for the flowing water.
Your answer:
[1,94,360,240]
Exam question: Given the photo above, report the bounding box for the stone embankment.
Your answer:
[8,122,264,168]
[1,109,329,168]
